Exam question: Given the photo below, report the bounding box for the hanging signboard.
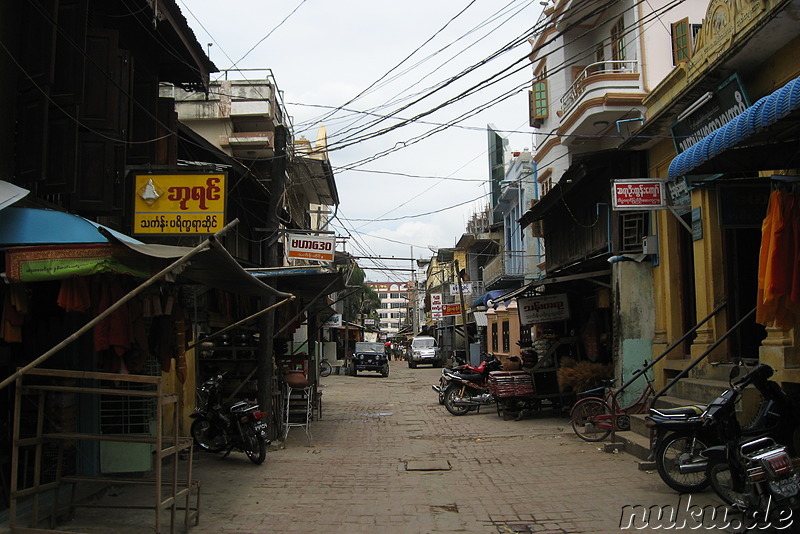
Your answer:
[322,314,342,328]
[611,179,667,210]
[517,294,570,325]
[431,293,443,319]
[442,303,462,317]
[133,173,226,235]
[286,234,336,262]
[449,283,473,296]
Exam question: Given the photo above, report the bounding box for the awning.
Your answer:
[0,181,29,211]
[111,236,291,298]
[0,207,141,245]
[248,266,346,298]
[472,289,513,308]
[668,75,800,179]
[494,269,613,301]
[0,211,290,298]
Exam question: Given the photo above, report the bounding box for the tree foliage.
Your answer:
[341,265,380,324]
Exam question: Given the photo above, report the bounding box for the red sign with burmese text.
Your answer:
[611,180,667,210]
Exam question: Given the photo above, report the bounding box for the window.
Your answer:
[595,43,605,72]
[611,17,625,61]
[491,323,498,352]
[620,211,648,253]
[672,19,701,64]
[672,19,690,64]
[502,321,510,352]
[379,293,388,300]
[529,71,548,128]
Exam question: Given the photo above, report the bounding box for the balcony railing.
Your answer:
[482,251,525,287]
[560,59,640,112]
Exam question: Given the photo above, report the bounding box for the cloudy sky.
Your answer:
[179,0,544,282]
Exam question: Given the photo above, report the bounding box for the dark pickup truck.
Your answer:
[348,342,389,377]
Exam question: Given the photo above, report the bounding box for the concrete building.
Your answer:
[517,0,707,397]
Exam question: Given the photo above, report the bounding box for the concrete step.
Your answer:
[613,430,655,466]
[670,377,728,405]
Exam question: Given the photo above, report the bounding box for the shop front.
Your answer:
[0,208,292,524]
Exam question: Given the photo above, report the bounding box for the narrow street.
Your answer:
[53,361,728,534]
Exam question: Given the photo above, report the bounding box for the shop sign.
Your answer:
[363,318,376,326]
[666,176,692,216]
[286,234,336,262]
[691,207,703,241]
[431,293,443,319]
[134,173,226,235]
[442,303,462,317]
[612,180,667,210]
[449,283,473,296]
[517,294,570,325]
[671,74,750,154]
[322,314,342,328]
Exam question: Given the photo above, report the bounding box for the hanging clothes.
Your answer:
[757,189,800,329]
[57,276,91,313]
[1,284,27,342]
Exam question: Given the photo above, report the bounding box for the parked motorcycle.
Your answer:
[190,373,270,465]
[432,353,492,405]
[701,365,800,520]
[646,363,798,493]
[439,354,503,416]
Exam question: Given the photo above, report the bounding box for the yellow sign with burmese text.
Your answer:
[133,174,226,235]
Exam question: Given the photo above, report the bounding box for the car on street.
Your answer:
[407,336,443,368]
[348,341,389,377]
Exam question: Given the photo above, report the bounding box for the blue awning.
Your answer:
[668,75,800,179]
[0,207,142,246]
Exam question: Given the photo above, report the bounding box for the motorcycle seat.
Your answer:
[650,405,705,417]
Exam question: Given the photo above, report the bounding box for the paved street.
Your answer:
[50,361,730,534]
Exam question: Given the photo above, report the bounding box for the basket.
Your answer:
[488,371,535,398]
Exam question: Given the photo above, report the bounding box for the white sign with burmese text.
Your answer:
[517,294,570,325]
[286,234,336,262]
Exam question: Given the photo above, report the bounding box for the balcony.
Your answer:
[482,251,525,289]
[558,60,646,146]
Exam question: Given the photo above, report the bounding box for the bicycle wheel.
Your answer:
[319,360,332,377]
[570,397,612,442]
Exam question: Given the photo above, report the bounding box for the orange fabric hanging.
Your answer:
[757,189,800,329]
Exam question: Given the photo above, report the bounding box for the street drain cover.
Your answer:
[405,460,451,471]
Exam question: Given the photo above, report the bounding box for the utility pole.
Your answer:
[258,123,288,437]
[411,246,419,335]
[454,259,470,358]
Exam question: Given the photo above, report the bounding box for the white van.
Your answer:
[407,336,443,368]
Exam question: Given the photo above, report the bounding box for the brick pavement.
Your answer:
[38,361,739,534]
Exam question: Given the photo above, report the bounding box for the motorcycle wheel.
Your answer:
[190,418,226,453]
[706,458,750,508]
[570,398,611,442]
[242,425,267,465]
[656,432,710,493]
[443,383,471,416]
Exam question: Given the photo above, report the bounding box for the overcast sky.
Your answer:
[179,0,544,282]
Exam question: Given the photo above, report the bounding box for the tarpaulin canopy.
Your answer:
[0,181,29,212]
[0,207,290,298]
[0,206,140,245]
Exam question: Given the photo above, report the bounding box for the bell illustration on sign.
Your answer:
[138,178,162,205]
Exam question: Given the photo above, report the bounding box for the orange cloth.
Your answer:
[57,276,91,313]
[756,190,800,329]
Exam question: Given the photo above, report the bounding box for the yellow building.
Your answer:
[625,0,800,389]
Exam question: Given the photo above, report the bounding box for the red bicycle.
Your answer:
[570,368,655,442]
